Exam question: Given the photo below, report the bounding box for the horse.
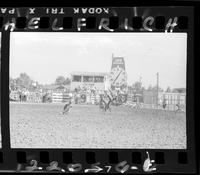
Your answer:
[104,93,117,112]
[99,95,107,112]
[62,101,72,115]
[99,90,116,112]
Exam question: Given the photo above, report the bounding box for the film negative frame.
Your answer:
[0,2,198,174]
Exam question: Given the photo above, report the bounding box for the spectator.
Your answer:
[162,98,167,109]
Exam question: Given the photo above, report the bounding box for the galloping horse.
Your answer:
[99,90,116,112]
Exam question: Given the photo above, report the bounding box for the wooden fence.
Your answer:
[52,92,71,103]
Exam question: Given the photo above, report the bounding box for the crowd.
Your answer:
[9,85,128,106]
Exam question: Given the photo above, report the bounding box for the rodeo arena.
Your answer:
[9,56,187,149]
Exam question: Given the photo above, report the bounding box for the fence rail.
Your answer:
[123,100,186,112]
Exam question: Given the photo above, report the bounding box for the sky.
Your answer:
[9,32,187,90]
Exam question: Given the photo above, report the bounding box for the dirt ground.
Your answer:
[9,102,186,149]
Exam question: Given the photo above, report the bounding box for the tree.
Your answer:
[9,77,14,85]
[147,85,153,91]
[63,77,71,85]
[15,73,33,89]
[166,86,171,92]
[147,85,164,92]
[141,86,146,92]
[134,81,142,92]
[55,76,65,86]
[9,77,15,90]
[131,81,143,94]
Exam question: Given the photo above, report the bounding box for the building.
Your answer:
[43,85,71,103]
[52,92,71,103]
[26,91,42,103]
[172,88,186,93]
[10,90,20,101]
[70,71,110,91]
[158,92,186,105]
[143,91,157,104]
[143,90,186,110]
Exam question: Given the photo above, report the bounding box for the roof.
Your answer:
[55,85,70,89]
[172,88,186,93]
[43,84,57,90]
[43,84,70,90]
[70,71,108,76]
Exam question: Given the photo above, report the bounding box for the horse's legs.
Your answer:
[107,104,111,112]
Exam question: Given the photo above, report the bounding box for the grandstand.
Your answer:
[70,71,110,91]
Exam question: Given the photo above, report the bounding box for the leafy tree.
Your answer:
[166,86,171,92]
[55,76,65,85]
[133,81,142,92]
[15,73,33,89]
[147,85,163,92]
[55,76,71,85]
[63,77,71,85]
[147,85,153,91]
[131,81,144,94]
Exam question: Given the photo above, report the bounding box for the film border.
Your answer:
[0,5,197,174]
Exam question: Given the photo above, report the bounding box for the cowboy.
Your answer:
[162,98,167,109]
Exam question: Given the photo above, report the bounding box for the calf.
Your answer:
[63,101,72,115]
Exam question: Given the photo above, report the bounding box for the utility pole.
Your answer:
[156,72,159,108]
[139,76,142,93]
